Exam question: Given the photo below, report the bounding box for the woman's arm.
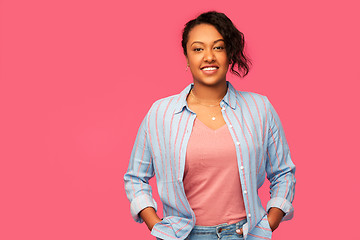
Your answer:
[139,207,162,231]
[265,97,296,222]
[124,112,158,223]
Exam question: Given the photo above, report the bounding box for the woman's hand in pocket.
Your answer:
[236,228,243,235]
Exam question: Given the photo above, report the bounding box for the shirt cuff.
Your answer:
[130,194,158,223]
[266,197,294,221]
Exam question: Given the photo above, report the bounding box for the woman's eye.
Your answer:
[193,48,202,52]
[214,46,224,50]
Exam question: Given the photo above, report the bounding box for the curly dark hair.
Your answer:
[181,11,252,78]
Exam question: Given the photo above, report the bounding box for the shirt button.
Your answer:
[236,141,240,145]
[240,166,244,170]
[229,124,233,128]
[222,107,225,111]
[248,214,251,218]
[244,190,247,194]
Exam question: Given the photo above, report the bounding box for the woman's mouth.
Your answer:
[201,66,219,75]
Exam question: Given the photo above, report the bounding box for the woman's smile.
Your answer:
[201,65,219,75]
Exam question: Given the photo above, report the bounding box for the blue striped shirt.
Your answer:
[124,81,296,240]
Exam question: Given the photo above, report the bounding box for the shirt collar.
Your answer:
[174,81,237,114]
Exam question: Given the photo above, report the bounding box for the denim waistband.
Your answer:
[191,218,247,234]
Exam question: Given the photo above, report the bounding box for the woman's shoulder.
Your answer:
[149,82,193,109]
[150,93,181,109]
[234,90,270,108]
[142,92,183,119]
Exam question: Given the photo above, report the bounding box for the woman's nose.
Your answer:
[203,50,215,62]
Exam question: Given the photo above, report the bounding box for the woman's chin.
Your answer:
[194,77,227,86]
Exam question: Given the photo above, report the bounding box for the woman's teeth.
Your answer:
[202,67,218,71]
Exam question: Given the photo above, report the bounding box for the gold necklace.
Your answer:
[189,89,223,107]
[189,89,223,121]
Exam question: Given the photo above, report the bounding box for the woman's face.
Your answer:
[186,23,229,86]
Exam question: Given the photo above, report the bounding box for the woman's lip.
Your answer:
[201,66,219,70]
[201,68,219,75]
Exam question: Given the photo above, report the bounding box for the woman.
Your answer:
[124,11,296,240]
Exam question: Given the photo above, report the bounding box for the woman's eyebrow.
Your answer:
[190,39,224,46]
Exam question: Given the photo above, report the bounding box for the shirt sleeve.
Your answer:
[264,97,296,221]
[123,111,157,223]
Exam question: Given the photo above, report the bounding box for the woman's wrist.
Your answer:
[149,218,162,231]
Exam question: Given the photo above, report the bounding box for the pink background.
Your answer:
[1,0,359,239]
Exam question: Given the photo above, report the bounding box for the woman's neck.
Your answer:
[190,80,228,104]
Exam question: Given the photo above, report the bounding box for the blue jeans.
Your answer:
[185,219,247,240]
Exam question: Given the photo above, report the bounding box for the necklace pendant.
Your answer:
[211,117,216,121]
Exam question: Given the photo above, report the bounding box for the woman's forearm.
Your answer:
[139,207,162,231]
[267,207,285,231]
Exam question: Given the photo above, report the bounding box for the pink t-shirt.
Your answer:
[183,118,247,226]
